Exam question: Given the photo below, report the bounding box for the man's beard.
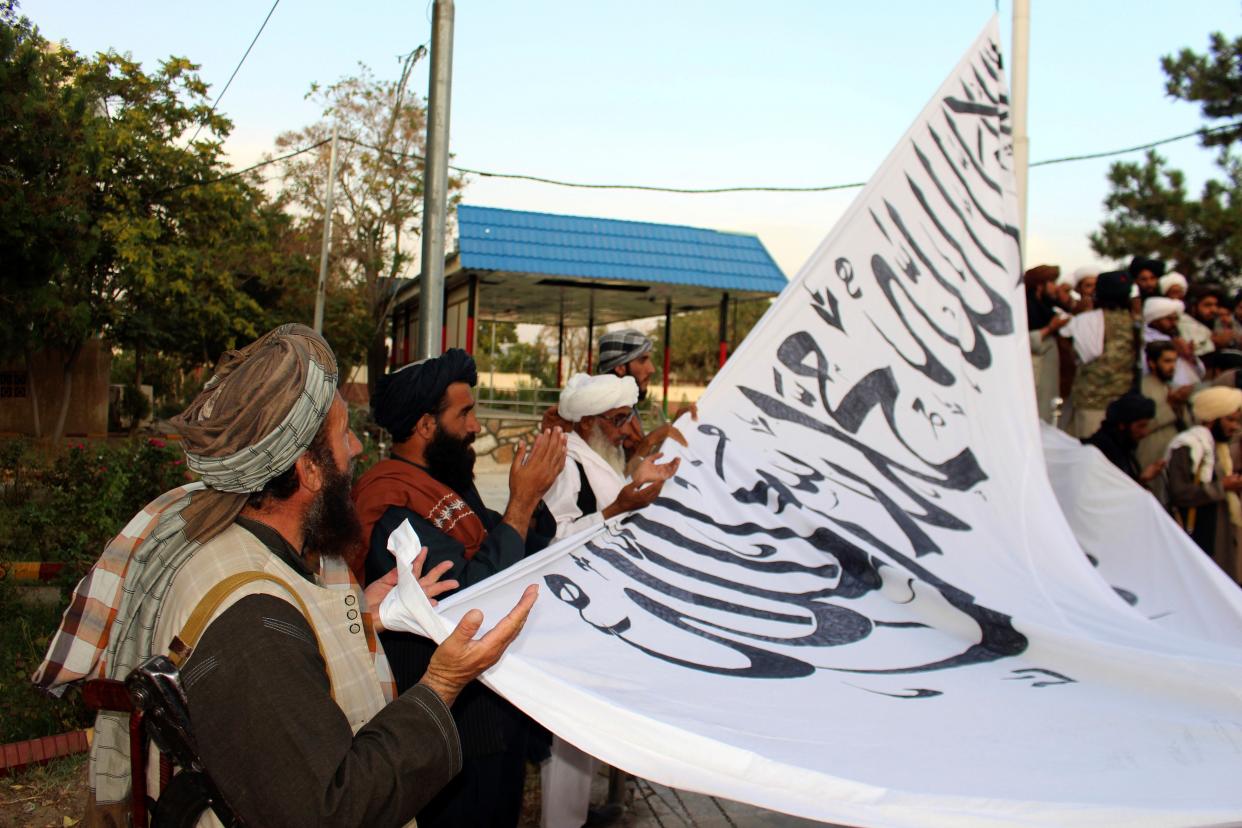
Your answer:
[587,422,627,477]
[425,425,476,495]
[303,458,361,562]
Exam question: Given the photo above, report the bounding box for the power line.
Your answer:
[185,0,282,147]
[1030,120,1242,167]
[157,118,1242,200]
[155,138,329,196]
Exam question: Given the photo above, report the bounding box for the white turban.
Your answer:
[1159,272,1188,295]
[1071,266,1099,286]
[559,372,639,422]
[1142,297,1183,325]
[1193,386,1242,424]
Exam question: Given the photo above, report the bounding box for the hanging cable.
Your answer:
[184,0,282,147]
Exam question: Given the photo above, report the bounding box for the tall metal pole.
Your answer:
[1011,0,1030,261]
[417,0,455,359]
[313,123,339,334]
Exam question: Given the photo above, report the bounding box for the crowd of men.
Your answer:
[34,324,684,828]
[1027,257,1242,585]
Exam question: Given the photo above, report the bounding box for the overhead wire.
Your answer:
[156,119,1242,199]
[184,0,282,147]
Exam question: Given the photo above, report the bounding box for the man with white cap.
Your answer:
[1165,386,1242,569]
[1142,296,1203,387]
[538,372,680,828]
[543,372,680,539]
[1159,272,1188,302]
[1071,266,1099,311]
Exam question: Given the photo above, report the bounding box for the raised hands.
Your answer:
[503,427,568,537]
[418,584,539,707]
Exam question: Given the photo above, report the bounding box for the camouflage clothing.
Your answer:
[1071,309,1138,411]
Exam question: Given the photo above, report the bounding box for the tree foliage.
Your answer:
[0,4,305,436]
[1091,28,1242,284]
[273,55,465,393]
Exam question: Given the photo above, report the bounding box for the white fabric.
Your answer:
[383,18,1242,827]
[1180,313,1217,357]
[540,736,597,828]
[1141,296,1183,325]
[1159,272,1189,296]
[542,432,625,539]
[1142,326,1203,386]
[1058,308,1103,364]
[558,373,639,422]
[1166,426,1218,485]
[1042,424,1242,645]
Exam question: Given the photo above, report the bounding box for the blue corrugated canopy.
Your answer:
[392,205,786,326]
[458,204,786,295]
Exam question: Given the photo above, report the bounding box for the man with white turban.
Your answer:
[1142,296,1203,387]
[1159,272,1188,301]
[1071,266,1099,311]
[34,325,538,827]
[1165,386,1242,572]
[544,372,680,539]
[539,372,680,828]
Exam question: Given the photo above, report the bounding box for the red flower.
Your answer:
[148,438,167,449]
[171,459,184,467]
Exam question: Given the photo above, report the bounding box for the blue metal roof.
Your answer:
[456,204,786,294]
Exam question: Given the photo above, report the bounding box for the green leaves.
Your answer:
[1092,28,1242,285]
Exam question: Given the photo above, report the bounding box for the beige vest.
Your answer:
[149,524,404,827]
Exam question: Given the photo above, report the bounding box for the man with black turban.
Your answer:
[34,325,537,827]
[353,348,568,828]
[1129,256,1165,301]
[1082,390,1164,485]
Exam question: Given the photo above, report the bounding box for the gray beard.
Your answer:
[587,423,627,477]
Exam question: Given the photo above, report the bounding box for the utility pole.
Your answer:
[1011,0,1030,262]
[313,123,339,334]
[417,0,455,359]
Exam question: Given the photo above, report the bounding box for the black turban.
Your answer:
[1128,256,1166,280]
[372,348,478,443]
[1094,270,1133,311]
[1105,391,1156,426]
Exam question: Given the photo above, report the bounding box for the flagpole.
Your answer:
[1011,0,1030,261]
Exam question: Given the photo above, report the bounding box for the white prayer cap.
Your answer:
[1071,266,1099,286]
[1142,297,1184,325]
[559,372,639,422]
[1159,272,1189,295]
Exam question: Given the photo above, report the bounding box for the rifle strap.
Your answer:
[167,571,334,699]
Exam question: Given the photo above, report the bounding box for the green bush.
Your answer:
[0,436,190,743]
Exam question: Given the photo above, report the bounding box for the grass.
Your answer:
[0,753,88,827]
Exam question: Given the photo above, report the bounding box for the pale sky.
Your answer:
[24,0,1240,280]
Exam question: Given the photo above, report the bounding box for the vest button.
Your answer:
[344,594,356,606]
[349,623,361,635]
[346,609,359,621]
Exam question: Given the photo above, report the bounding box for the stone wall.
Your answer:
[473,417,542,464]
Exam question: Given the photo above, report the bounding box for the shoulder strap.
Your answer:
[167,572,334,698]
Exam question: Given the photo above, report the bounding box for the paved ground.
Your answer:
[475,458,835,827]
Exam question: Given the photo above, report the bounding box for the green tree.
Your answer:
[273,54,465,395]
[1091,27,1242,283]
[650,299,770,384]
[0,3,102,437]
[472,320,518,372]
[0,6,295,439]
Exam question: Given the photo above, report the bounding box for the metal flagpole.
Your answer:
[1011,0,1030,261]
[313,123,339,334]
[417,0,455,359]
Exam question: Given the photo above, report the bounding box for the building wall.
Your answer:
[0,339,112,437]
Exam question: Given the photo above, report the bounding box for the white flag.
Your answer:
[387,16,1242,827]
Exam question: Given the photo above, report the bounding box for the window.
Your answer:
[0,371,28,399]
